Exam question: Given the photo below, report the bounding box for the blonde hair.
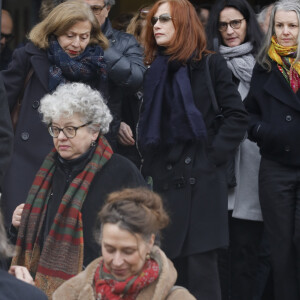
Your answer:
[29,0,108,50]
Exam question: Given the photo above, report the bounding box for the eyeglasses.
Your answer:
[1,32,14,42]
[48,122,91,138]
[151,14,173,26]
[218,18,245,32]
[90,3,107,15]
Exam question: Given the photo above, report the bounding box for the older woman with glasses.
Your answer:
[137,0,248,299]
[9,82,146,298]
[1,0,109,230]
[206,1,264,299]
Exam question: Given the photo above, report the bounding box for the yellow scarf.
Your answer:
[268,36,300,92]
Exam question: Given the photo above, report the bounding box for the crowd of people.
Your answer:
[0,0,299,299]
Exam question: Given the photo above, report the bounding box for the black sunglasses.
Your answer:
[1,33,14,41]
[151,14,173,26]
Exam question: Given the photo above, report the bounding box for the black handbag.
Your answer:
[205,54,237,188]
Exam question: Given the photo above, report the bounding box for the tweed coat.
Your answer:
[0,42,106,226]
[140,54,249,259]
[53,246,196,300]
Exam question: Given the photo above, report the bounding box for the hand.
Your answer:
[9,266,35,285]
[12,203,25,229]
[118,122,135,146]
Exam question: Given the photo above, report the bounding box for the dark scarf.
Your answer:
[47,38,107,91]
[11,137,113,298]
[94,257,160,299]
[138,54,207,153]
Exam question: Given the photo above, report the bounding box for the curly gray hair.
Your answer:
[39,83,112,135]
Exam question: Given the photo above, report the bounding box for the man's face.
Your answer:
[1,11,13,52]
[84,0,111,26]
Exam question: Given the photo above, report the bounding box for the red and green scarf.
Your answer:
[11,137,113,298]
[94,258,160,299]
[268,36,300,93]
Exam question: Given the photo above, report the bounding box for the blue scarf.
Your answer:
[47,39,106,91]
[138,54,207,153]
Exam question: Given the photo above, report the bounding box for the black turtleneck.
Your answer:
[41,146,96,250]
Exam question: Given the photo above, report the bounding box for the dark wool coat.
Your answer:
[0,269,47,300]
[0,42,106,226]
[141,54,249,259]
[244,61,300,167]
[0,76,13,190]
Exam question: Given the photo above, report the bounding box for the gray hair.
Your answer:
[256,4,273,25]
[257,0,300,70]
[104,0,115,6]
[0,210,15,259]
[39,83,112,135]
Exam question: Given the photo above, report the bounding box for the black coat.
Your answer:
[0,76,13,190]
[102,19,146,148]
[0,42,106,226]
[141,54,249,259]
[0,269,47,300]
[244,61,300,167]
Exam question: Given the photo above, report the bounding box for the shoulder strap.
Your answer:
[205,54,221,115]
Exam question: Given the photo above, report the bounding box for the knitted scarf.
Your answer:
[219,42,255,100]
[138,54,207,153]
[11,137,113,298]
[268,36,300,93]
[47,38,106,92]
[94,257,160,299]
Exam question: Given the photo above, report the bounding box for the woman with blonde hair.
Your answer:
[1,0,109,228]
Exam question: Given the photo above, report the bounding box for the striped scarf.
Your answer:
[268,36,300,93]
[11,137,113,298]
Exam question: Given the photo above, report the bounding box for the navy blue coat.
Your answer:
[244,60,300,167]
[141,54,249,258]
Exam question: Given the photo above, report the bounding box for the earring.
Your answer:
[146,253,151,260]
[91,140,96,147]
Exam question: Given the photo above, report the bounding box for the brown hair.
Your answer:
[29,0,108,50]
[98,188,169,242]
[143,0,209,65]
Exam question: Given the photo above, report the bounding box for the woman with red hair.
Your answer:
[137,0,249,298]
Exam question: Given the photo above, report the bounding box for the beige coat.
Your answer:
[53,246,196,300]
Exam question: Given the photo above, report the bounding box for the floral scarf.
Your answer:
[268,36,300,92]
[94,258,160,299]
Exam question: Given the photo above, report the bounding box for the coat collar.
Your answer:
[25,42,50,92]
[264,61,300,112]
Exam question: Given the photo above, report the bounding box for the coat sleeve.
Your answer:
[1,46,31,111]
[104,32,146,92]
[0,76,13,190]
[209,54,249,166]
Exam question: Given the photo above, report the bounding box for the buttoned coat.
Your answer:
[141,54,249,259]
[244,60,300,166]
[0,42,106,226]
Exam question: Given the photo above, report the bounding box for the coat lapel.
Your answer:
[264,63,300,112]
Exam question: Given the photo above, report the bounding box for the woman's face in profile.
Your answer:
[152,2,175,47]
[101,223,154,281]
[219,7,247,47]
[57,20,92,57]
[274,9,299,47]
[51,113,98,160]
